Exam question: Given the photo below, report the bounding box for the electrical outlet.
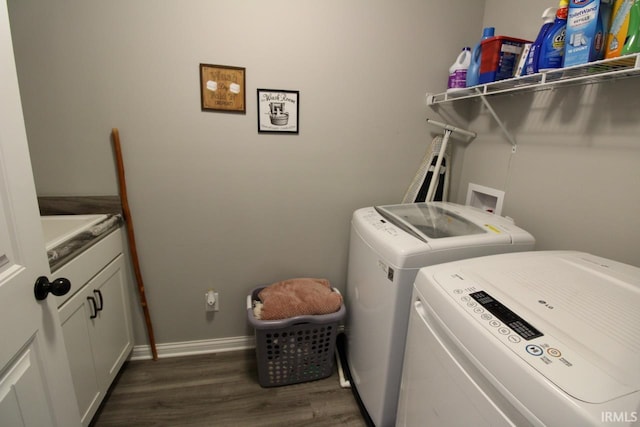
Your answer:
[205,289,219,312]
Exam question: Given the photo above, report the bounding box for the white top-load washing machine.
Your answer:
[397,251,640,427]
[345,202,535,426]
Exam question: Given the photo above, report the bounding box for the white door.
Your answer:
[0,2,81,426]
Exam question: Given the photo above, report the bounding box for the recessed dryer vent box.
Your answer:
[466,183,504,215]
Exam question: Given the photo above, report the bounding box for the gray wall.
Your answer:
[8,0,485,345]
[446,0,640,267]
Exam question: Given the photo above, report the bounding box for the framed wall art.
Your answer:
[199,64,246,113]
[257,89,299,134]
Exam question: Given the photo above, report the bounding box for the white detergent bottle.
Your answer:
[447,47,471,92]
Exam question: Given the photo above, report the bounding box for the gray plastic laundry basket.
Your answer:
[246,286,346,387]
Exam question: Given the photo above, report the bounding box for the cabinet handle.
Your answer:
[93,289,104,311]
[87,296,98,319]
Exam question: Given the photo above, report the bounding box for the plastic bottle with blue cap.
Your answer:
[523,7,557,75]
[466,27,495,87]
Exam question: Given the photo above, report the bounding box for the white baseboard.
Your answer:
[129,335,256,361]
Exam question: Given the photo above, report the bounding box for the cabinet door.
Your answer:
[89,254,133,390]
[59,284,101,425]
[58,253,133,427]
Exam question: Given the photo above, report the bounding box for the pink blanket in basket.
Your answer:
[257,278,342,320]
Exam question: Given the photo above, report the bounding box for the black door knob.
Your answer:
[34,276,71,301]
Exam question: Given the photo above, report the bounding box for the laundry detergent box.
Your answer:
[565,0,612,66]
[605,0,632,58]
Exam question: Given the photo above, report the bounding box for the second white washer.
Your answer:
[345,202,535,426]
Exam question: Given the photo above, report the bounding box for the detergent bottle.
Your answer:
[622,0,640,54]
[524,7,558,75]
[466,27,495,87]
[538,0,569,71]
[447,47,471,91]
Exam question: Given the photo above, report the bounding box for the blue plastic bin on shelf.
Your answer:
[246,286,346,387]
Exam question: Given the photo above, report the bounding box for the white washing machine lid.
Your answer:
[374,202,530,250]
[376,203,486,240]
[352,203,535,268]
[426,251,640,404]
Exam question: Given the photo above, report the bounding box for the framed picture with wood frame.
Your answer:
[199,64,246,113]
[257,89,299,134]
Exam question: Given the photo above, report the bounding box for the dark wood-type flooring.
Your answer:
[90,349,366,427]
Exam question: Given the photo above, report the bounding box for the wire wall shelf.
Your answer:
[427,53,640,105]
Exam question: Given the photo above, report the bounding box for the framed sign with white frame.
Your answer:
[257,89,299,134]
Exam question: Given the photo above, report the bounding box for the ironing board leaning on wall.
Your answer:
[403,119,476,203]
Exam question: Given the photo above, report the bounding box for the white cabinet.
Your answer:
[55,229,133,426]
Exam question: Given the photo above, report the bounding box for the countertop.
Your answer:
[47,214,124,271]
[40,196,124,271]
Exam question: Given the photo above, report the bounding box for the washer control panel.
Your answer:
[451,281,581,369]
[436,270,631,403]
[469,291,543,341]
[361,209,400,236]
